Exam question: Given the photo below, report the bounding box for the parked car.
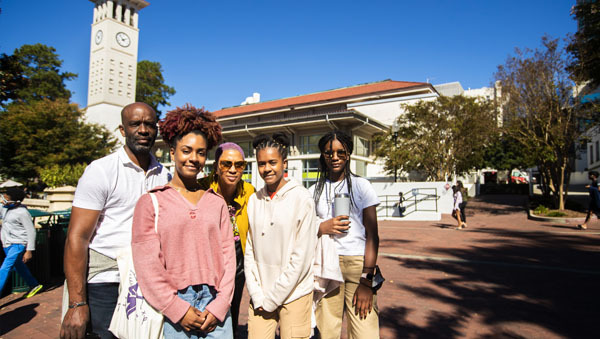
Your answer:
[511,169,529,184]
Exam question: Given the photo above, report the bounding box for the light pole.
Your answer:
[391,120,399,182]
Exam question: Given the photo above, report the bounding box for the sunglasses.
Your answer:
[219,160,247,172]
[323,150,348,159]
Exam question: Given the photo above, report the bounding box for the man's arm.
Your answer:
[60,207,101,339]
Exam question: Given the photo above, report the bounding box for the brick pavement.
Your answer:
[1,194,599,338]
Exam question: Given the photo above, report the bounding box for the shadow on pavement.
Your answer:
[379,226,600,338]
[0,303,39,335]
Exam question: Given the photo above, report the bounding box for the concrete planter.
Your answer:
[43,185,76,212]
[527,209,586,224]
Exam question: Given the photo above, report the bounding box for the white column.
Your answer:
[115,1,122,22]
[107,0,114,19]
[124,7,131,26]
[101,2,107,20]
[132,9,138,28]
[93,5,98,22]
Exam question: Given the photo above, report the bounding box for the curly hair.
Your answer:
[159,104,222,149]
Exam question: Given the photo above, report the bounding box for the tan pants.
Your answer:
[248,292,312,339]
[316,255,379,339]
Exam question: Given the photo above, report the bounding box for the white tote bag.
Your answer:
[109,193,164,338]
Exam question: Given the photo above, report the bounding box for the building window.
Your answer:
[236,141,254,159]
[590,144,594,165]
[302,159,320,188]
[596,141,599,163]
[354,160,366,177]
[300,135,322,155]
[354,136,370,157]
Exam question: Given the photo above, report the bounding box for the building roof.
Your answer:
[213,80,430,118]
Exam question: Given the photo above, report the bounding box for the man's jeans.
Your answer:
[87,282,119,339]
[0,244,39,292]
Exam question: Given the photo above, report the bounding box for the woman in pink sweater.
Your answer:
[132,104,236,339]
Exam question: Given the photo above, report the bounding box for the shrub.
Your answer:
[534,205,549,215]
[39,163,86,188]
[546,211,567,217]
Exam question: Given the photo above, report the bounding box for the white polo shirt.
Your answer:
[72,146,171,283]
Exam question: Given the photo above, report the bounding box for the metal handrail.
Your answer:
[379,187,439,218]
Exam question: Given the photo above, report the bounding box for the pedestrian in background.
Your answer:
[0,187,43,298]
[577,170,600,230]
[457,180,468,228]
[452,185,464,229]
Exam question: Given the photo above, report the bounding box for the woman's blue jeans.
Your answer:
[0,244,39,292]
[163,284,233,339]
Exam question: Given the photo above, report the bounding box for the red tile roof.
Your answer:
[213,80,430,118]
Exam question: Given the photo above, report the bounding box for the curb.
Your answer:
[527,210,586,224]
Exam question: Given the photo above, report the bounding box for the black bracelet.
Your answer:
[68,301,88,309]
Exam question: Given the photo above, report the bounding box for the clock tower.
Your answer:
[86,0,149,142]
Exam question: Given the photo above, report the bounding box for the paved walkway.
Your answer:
[1,194,599,338]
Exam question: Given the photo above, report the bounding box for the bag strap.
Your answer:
[149,192,159,233]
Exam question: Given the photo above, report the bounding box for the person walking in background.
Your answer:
[60,103,171,339]
[0,187,43,298]
[199,142,255,338]
[577,170,600,230]
[132,104,235,338]
[244,133,317,339]
[452,185,465,230]
[310,130,381,339]
[457,180,468,228]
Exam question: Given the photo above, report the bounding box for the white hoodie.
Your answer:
[244,178,317,312]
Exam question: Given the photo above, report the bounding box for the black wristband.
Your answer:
[68,301,88,309]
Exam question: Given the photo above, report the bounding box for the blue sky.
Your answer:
[0,1,577,113]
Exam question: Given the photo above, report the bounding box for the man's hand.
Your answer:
[318,216,350,236]
[22,250,32,263]
[199,310,219,333]
[179,307,205,332]
[352,281,374,320]
[59,305,89,339]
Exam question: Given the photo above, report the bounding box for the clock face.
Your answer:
[115,32,131,47]
[95,30,103,45]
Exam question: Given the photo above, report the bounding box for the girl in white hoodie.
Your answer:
[244,133,317,339]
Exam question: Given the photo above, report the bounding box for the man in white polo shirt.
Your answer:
[60,102,171,339]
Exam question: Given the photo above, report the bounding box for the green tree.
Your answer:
[567,1,600,88]
[480,133,535,172]
[375,95,498,181]
[0,53,28,105]
[495,36,593,210]
[10,43,77,102]
[136,60,175,118]
[0,99,117,183]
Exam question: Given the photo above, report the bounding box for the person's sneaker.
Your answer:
[25,284,43,298]
[577,224,587,230]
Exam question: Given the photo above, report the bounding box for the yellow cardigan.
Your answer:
[198,176,255,253]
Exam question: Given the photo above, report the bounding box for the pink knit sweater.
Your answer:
[132,186,235,323]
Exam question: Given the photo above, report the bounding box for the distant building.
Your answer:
[154,80,441,189]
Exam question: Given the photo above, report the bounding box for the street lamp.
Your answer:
[391,120,400,182]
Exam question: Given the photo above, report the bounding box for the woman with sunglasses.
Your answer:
[199,142,255,338]
[132,105,235,338]
[309,130,381,339]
